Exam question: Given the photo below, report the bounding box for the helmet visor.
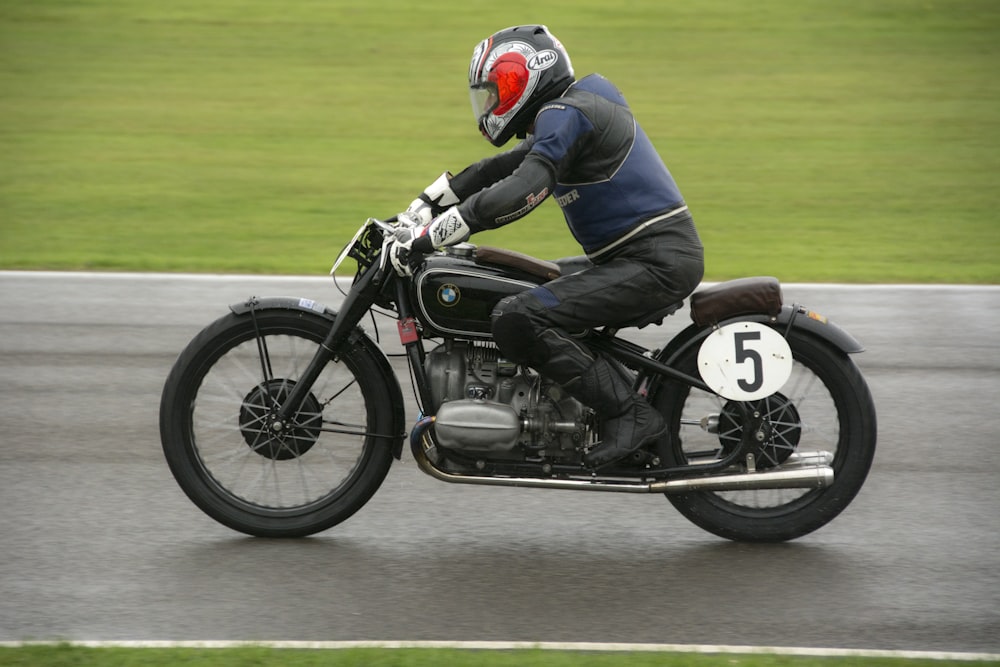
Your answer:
[470,83,498,121]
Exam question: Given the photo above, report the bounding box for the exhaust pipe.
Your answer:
[410,420,834,494]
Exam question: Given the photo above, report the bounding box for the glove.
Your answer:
[406,172,460,225]
[389,207,471,277]
[389,224,430,277]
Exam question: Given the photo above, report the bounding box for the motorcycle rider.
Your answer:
[393,24,705,467]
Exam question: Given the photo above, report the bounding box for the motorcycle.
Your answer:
[160,216,877,542]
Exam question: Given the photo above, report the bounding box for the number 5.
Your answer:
[734,331,764,392]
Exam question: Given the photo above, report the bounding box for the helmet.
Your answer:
[468,25,575,147]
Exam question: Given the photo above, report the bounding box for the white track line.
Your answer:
[1,640,998,661]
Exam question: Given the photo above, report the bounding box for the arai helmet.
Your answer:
[468,25,575,147]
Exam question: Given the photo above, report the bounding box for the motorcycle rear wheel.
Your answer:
[160,309,396,537]
[653,328,877,542]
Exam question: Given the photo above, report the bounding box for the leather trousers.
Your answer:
[490,215,704,399]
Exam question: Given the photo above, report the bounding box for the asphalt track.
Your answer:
[1,272,998,654]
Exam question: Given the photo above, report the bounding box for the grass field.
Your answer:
[1,0,997,281]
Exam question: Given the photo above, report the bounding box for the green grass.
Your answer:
[1,0,998,281]
[1,646,996,667]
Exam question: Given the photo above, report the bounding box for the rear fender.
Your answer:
[655,304,865,369]
[229,296,406,459]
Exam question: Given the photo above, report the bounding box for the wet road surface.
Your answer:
[1,272,998,652]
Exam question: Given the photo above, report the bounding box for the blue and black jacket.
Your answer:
[451,73,692,258]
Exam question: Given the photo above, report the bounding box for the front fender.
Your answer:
[229,296,407,460]
[657,304,865,367]
[230,295,335,319]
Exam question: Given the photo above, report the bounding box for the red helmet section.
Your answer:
[489,52,530,116]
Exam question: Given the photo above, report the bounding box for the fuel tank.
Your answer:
[413,246,544,338]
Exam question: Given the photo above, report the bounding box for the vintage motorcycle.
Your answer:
[160,217,877,542]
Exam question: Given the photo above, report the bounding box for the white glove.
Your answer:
[406,172,460,225]
[388,207,471,277]
[389,224,429,277]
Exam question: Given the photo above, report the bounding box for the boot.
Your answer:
[560,355,667,468]
[586,398,667,468]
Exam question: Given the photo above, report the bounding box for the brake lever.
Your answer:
[372,217,398,233]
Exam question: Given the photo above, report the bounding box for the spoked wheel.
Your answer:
[160,309,397,537]
[652,329,877,542]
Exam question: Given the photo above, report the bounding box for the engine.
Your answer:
[424,340,590,461]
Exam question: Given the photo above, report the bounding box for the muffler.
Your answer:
[651,465,834,494]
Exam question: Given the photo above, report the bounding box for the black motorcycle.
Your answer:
[160,217,877,542]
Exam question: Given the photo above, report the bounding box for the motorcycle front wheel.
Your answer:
[160,309,396,537]
[653,327,877,542]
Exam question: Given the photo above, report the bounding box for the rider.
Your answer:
[393,24,705,467]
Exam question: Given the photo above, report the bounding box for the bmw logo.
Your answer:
[437,283,461,307]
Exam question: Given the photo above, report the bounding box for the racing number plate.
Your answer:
[697,322,793,401]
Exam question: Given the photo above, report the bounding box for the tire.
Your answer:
[160,309,396,537]
[652,328,877,542]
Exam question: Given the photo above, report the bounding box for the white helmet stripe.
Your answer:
[469,37,491,84]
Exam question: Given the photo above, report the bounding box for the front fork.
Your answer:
[265,265,434,428]
[270,263,383,425]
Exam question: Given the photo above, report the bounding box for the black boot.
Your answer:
[585,399,667,468]
[561,355,667,468]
